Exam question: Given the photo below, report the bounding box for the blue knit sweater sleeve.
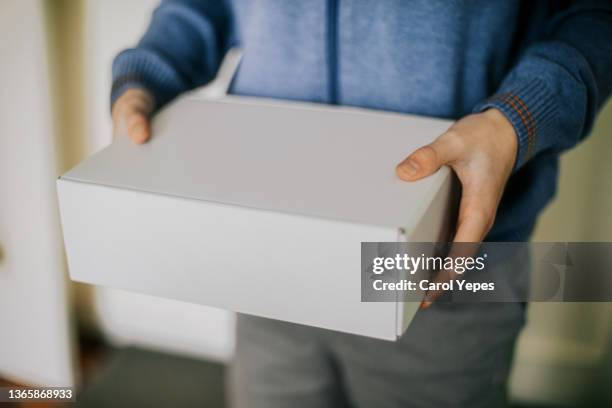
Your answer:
[474,1,612,170]
[111,0,234,110]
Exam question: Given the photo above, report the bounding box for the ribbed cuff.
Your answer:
[474,78,558,170]
[111,48,188,112]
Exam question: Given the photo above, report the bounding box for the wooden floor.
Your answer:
[0,377,66,408]
[0,333,107,408]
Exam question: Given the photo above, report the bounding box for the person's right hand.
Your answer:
[111,88,155,144]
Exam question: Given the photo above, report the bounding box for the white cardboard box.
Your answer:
[57,96,456,340]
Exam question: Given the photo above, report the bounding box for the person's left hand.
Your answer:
[395,108,518,308]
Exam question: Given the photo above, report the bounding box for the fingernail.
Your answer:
[401,159,419,177]
[420,300,432,310]
[132,123,143,135]
[131,124,146,143]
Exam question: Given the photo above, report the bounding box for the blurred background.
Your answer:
[1,1,611,407]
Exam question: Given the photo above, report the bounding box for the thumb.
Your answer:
[112,88,154,144]
[125,110,151,144]
[396,132,458,181]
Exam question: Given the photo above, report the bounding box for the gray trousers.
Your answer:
[229,301,525,408]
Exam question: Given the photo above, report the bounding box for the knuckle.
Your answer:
[117,91,153,114]
[441,129,459,140]
[441,130,465,151]
[416,145,439,165]
[128,110,144,119]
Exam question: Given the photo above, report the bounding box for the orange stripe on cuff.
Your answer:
[505,93,536,160]
[497,93,533,160]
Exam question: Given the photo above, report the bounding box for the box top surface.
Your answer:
[62,97,452,228]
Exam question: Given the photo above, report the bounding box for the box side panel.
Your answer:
[396,301,421,339]
[57,180,399,340]
[396,174,458,337]
[407,173,458,243]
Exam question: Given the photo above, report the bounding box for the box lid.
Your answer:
[62,96,452,228]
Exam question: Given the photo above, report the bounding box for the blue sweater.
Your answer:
[112,0,612,241]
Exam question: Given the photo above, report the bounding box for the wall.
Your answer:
[510,101,612,405]
[45,0,612,404]
[0,0,74,387]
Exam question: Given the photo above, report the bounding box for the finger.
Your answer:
[420,239,482,306]
[419,267,456,309]
[111,89,154,143]
[420,197,494,309]
[125,110,151,144]
[453,195,495,243]
[396,131,461,181]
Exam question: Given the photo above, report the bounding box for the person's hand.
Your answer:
[396,108,518,308]
[111,88,155,144]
